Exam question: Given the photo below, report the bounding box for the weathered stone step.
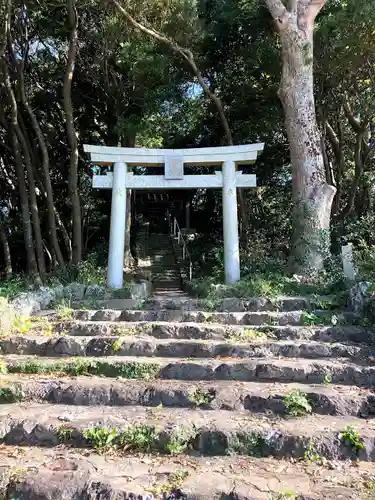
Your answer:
[47,308,342,326]
[1,446,368,499]
[146,295,340,313]
[0,335,366,360]
[2,375,375,417]
[1,355,374,386]
[29,320,372,343]
[1,404,375,462]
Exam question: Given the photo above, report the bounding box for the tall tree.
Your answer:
[64,0,82,264]
[264,0,336,275]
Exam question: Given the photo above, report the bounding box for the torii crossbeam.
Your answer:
[84,143,264,288]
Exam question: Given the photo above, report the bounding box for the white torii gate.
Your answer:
[84,143,264,289]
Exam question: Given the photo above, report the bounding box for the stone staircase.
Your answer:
[1,295,375,498]
[147,234,183,295]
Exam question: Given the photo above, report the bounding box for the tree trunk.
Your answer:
[265,0,336,276]
[63,0,82,264]
[18,61,65,267]
[2,63,40,282]
[0,224,12,279]
[16,123,46,279]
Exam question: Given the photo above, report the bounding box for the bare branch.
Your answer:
[343,96,362,133]
[264,0,287,20]
[325,120,340,160]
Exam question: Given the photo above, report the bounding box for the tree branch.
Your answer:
[305,0,326,24]
[264,0,287,20]
[325,120,340,160]
[109,0,233,145]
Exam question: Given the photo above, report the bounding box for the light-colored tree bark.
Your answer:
[63,0,82,264]
[265,0,336,275]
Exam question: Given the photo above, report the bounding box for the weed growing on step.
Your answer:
[56,425,74,443]
[7,359,161,379]
[111,285,131,299]
[323,373,332,385]
[283,390,312,417]
[112,325,137,336]
[300,312,325,326]
[118,424,158,452]
[228,430,265,456]
[200,297,222,311]
[165,425,197,455]
[55,300,74,321]
[304,439,325,465]
[84,426,118,451]
[12,315,32,334]
[147,470,190,497]
[271,491,297,499]
[112,338,123,353]
[339,426,365,453]
[188,387,214,407]
[0,359,7,374]
[0,385,22,403]
[225,328,267,343]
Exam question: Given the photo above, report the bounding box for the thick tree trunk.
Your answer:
[63,0,82,264]
[265,0,335,276]
[18,62,65,267]
[0,225,12,279]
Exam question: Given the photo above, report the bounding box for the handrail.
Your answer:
[167,212,193,280]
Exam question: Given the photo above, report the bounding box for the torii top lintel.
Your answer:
[83,143,265,167]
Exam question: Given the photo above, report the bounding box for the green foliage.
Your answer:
[228,430,265,456]
[56,426,74,443]
[147,470,190,497]
[339,426,365,453]
[12,315,32,334]
[304,439,324,465]
[283,390,312,417]
[6,359,161,379]
[225,328,267,343]
[188,387,214,406]
[84,426,118,451]
[0,276,30,299]
[300,312,324,326]
[112,338,123,353]
[118,424,158,452]
[0,359,7,374]
[165,425,197,455]
[111,284,132,299]
[0,297,16,337]
[0,385,22,403]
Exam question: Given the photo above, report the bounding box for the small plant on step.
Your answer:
[147,470,190,497]
[323,373,332,385]
[12,315,32,334]
[225,328,267,343]
[112,325,136,336]
[118,424,158,452]
[165,425,197,455]
[304,438,325,465]
[188,387,214,407]
[112,338,123,353]
[56,425,75,443]
[0,384,22,403]
[0,359,7,374]
[83,426,118,451]
[55,299,74,321]
[339,426,365,454]
[300,311,325,326]
[283,389,312,417]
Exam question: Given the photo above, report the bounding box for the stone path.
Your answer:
[1,295,375,498]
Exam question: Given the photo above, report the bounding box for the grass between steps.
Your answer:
[49,421,366,461]
[0,358,160,379]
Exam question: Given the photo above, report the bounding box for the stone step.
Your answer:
[2,375,375,417]
[49,309,342,326]
[1,404,375,462]
[1,355,374,386]
[29,320,371,343]
[0,335,367,360]
[1,446,368,499]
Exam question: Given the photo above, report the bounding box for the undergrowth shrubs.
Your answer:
[283,390,312,417]
[188,387,214,406]
[339,426,365,453]
[165,425,197,455]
